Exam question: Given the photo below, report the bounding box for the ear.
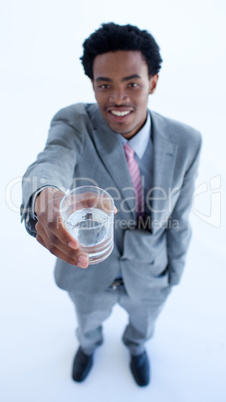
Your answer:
[148,74,159,95]
[91,79,95,91]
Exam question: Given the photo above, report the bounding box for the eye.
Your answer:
[128,83,139,88]
[99,84,110,89]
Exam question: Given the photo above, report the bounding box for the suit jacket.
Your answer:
[21,103,202,300]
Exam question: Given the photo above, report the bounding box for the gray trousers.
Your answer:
[68,285,172,356]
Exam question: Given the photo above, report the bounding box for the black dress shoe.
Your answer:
[130,350,150,386]
[72,347,93,382]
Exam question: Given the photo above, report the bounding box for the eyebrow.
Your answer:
[95,74,142,82]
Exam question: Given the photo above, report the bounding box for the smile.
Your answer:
[110,110,131,117]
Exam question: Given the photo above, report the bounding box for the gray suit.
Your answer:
[21,103,202,354]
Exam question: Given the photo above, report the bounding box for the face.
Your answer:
[91,50,158,139]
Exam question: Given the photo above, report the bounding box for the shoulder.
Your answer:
[51,103,96,128]
[150,110,202,148]
[46,103,99,149]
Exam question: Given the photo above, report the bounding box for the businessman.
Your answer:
[21,22,202,386]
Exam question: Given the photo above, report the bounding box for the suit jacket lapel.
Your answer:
[87,104,136,218]
[150,111,178,233]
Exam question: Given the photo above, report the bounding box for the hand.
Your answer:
[34,188,89,268]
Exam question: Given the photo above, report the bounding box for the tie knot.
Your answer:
[124,143,134,159]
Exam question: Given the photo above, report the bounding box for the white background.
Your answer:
[1,0,226,401]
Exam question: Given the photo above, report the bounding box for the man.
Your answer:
[21,22,202,387]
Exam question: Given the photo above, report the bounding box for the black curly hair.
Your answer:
[80,22,163,79]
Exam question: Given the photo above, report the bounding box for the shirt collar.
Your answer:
[119,111,151,159]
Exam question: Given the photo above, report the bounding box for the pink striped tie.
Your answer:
[124,143,143,218]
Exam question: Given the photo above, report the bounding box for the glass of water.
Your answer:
[60,186,114,264]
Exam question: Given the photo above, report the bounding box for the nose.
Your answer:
[109,87,129,104]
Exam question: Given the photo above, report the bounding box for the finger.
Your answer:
[36,227,89,268]
[37,211,79,249]
[36,219,88,265]
[35,220,49,244]
[36,232,48,249]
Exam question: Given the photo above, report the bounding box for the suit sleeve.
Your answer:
[20,107,85,237]
[166,133,202,286]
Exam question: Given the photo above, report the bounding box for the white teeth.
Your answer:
[111,110,130,116]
